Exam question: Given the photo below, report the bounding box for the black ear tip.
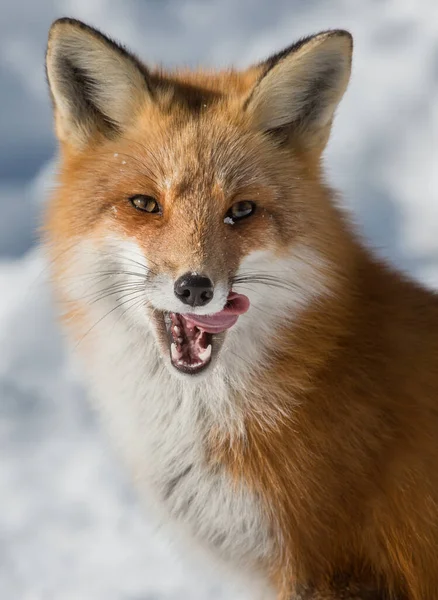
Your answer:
[51,17,83,27]
[330,29,353,39]
[339,29,353,46]
[327,29,353,50]
[50,17,84,33]
[314,29,353,61]
[48,17,102,41]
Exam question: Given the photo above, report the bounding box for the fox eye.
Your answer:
[226,201,256,222]
[129,195,161,214]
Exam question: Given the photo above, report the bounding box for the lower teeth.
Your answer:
[198,344,212,362]
[171,343,183,361]
[170,342,212,368]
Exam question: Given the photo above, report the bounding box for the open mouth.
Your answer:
[163,292,250,375]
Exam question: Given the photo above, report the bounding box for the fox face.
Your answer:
[45,19,352,380]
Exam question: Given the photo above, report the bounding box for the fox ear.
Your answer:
[46,18,151,149]
[245,31,352,151]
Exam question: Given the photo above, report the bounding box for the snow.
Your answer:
[0,1,437,599]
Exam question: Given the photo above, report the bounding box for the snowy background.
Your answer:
[0,1,437,598]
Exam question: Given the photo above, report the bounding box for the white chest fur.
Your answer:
[82,315,273,573]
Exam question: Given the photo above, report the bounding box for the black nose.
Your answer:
[174,273,214,307]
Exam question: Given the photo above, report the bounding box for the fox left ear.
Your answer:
[245,30,353,151]
[46,18,152,150]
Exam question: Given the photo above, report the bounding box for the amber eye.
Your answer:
[225,201,256,223]
[129,195,161,214]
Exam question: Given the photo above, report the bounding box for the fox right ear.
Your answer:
[245,30,352,152]
[46,18,152,149]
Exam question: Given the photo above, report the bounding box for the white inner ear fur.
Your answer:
[248,33,352,133]
[47,24,149,139]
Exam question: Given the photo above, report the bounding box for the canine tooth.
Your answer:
[174,326,181,335]
[171,343,182,361]
[198,344,212,362]
[177,337,184,344]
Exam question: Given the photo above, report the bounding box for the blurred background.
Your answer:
[0,1,436,598]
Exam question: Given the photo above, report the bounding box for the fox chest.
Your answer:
[139,399,270,564]
[89,339,273,567]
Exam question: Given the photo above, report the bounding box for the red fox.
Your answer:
[45,18,438,600]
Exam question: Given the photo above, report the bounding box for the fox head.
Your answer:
[45,18,352,380]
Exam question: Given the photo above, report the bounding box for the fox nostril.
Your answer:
[200,290,213,302]
[174,273,214,308]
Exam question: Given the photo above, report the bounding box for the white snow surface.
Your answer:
[0,1,437,598]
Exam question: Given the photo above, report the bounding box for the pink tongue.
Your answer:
[184,292,250,333]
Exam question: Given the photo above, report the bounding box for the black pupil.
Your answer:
[233,201,253,218]
[144,199,156,211]
[132,195,158,212]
